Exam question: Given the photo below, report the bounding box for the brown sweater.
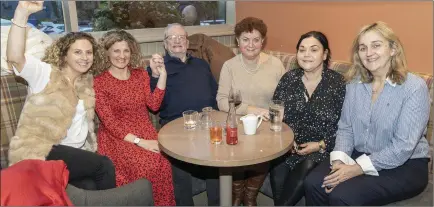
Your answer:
[217,52,286,114]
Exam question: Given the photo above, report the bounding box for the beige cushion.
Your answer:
[1,26,53,75]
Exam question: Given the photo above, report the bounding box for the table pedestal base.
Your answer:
[219,168,232,206]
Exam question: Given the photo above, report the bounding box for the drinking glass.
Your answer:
[209,121,223,144]
[269,100,284,132]
[229,88,242,112]
[183,110,198,130]
[200,107,213,129]
[233,90,242,108]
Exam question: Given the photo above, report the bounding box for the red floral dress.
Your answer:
[94,68,175,206]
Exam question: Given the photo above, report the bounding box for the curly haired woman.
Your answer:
[6,1,115,190]
[94,30,175,206]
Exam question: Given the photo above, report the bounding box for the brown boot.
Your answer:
[232,179,245,206]
[243,173,267,206]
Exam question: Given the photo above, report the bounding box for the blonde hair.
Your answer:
[345,21,408,84]
[97,30,143,74]
[42,32,105,75]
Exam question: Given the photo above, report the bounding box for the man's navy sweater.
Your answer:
[148,54,218,126]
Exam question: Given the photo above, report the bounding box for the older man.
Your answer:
[147,23,220,206]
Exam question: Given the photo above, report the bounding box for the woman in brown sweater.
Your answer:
[216,17,285,206]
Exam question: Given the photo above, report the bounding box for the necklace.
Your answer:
[372,87,383,94]
[239,55,260,74]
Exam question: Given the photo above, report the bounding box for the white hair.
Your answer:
[164,23,188,39]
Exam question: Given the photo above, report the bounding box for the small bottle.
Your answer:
[226,89,238,145]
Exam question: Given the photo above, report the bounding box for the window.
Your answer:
[75,1,227,32]
[1,1,234,41]
[1,1,64,34]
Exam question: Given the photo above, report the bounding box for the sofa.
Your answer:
[145,48,433,205]
[1,46,433,205]
[236,50,434,206]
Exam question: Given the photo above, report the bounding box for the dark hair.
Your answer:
[234,17,267,39]
[296,31,331,67]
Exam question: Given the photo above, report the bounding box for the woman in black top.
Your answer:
[269,31,346,206]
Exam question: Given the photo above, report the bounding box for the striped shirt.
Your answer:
[331,73,430,175]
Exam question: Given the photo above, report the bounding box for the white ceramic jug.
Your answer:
[240,114,263,135]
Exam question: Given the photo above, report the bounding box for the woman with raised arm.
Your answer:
[6,1,115,190]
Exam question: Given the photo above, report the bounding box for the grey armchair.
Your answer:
[66,178,154,206]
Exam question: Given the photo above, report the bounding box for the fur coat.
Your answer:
[8,67,97,166]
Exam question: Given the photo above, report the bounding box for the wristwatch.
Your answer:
[133,137,141,145]
[318,140,326,153]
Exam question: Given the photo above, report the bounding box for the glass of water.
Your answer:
[183,110,198,130]
[200,107,213,129]
[269,100,284,132]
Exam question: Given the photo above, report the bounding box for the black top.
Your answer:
[148,54,218,126]
[272,67,346,170]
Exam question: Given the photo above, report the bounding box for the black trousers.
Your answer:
[304,151,429,206]
[270,156,318,206]
[46,144,116,190]
[170,158,220,206]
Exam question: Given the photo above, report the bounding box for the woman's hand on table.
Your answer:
[138,140,160,153]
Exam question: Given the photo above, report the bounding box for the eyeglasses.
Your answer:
[165,35,187,42]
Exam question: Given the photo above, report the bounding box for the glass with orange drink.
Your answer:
[209,121,223,144]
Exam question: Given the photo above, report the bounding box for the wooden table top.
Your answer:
[158,111,294,167]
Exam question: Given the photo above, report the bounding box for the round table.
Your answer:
[158,111,294,206]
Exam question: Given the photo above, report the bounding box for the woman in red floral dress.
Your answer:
[94,30,175,206]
